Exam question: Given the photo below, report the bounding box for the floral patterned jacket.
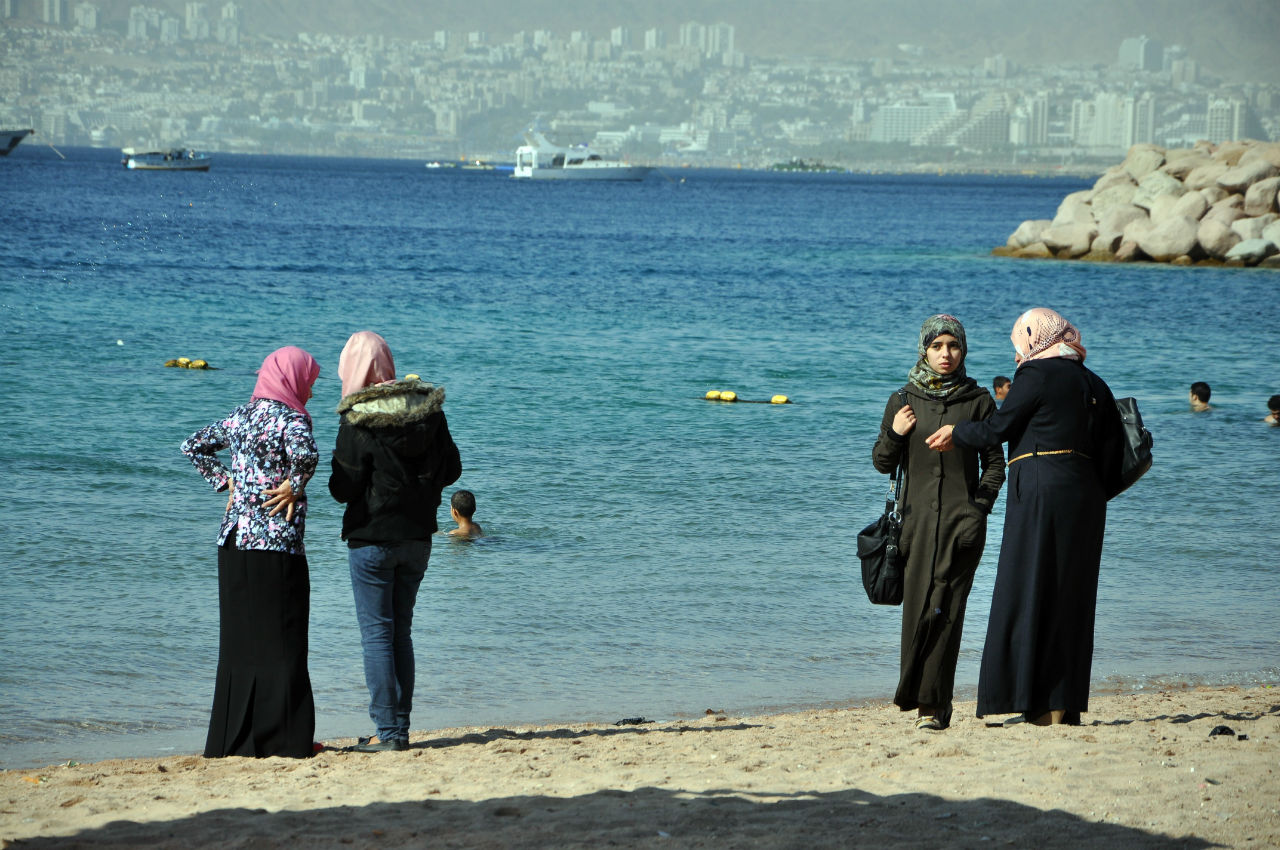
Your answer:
[181,399,318,554]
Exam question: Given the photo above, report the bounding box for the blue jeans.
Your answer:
[348,540,430,744]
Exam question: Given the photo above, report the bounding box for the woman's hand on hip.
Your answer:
[263,479,298,522]
[892,403,917,436]
[926,424,955,452]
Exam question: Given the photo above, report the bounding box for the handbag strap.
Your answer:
[886,388,908,520]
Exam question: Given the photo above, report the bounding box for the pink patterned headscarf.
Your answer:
[338,331,396,399]
[251,346,321,420]
[1010,307,1087,364]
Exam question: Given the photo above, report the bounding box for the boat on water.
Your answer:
[121,147,211,171]
[0,128,34,156]
[512,131,650,181]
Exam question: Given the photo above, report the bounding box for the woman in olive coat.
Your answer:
[872,315,1006,730]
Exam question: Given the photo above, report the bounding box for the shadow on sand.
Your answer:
[16,784,1218,849]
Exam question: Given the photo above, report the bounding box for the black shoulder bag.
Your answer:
[857,392,907,606]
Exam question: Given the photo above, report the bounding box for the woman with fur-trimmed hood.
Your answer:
[329,331,461,752]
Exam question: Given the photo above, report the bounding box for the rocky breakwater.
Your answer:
[996,140,1280,268]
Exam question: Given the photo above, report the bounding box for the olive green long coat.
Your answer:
[872,380,1006,722]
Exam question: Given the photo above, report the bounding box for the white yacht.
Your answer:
[512,131,650,181]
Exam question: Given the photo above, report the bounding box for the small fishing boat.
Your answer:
[121,147,211,171]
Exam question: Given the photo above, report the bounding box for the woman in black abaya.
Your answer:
[925,308,1125,726]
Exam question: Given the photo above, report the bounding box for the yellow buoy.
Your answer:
[404,373,420,381]
[771,394,790,404]
[177,357,191,366]
[164,359,181,367]
[719,390,738,402]
[705,390,722,400]
[190,359,209,369]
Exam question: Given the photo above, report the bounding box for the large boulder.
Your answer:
[1113,240,1148,262]
[1197,218,1242,260]
[1262,219,1280,245]
[1223,238,1279,266]
[1199,185,1230,205]
[1184,162,1230,191]
[1138,216,1200,262]
[1097,204,1147,238]
[1211,141,1251,166]
[1132,170,1187,210]
[1122,216,1156,244]
[1204,194,1246,226]
[1007,219,1051,248]
[1148,194,1182,226]
[1232,214,1279,241]
[1092,166,1136,194]
[1090,182,1138,220]
[1122,144,1166,180]
[1091,231,1122,254]
[1239,142,1280,170]
[1013,242,1054,259]
[1217,159,1279,194]
[1051,190,1095,226]
[1040,221,1098,258]
[1170,190,1210,222]
[1243,176,1280,217]
[1160,153,1211,180]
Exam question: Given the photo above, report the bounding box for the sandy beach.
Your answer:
[2,685,1276,849]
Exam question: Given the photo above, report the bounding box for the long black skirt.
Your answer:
[976,456,1107,718]
[205,538,315,758]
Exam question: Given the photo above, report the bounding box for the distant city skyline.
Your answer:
[2,2,1276,165]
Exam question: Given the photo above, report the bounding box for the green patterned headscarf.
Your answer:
[906,314,971,399]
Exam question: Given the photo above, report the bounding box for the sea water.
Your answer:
[1,147,1277,769]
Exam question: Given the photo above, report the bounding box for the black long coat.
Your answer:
[873,381,1006,720]
[952,357,1124,718]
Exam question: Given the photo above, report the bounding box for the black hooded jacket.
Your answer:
[328,380,462,547]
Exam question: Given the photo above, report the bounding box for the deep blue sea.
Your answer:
[2,146,1277,770]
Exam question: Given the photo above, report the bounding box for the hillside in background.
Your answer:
[75,0,1280,83]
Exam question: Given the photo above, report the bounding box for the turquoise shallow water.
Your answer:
[1,147,1277,769]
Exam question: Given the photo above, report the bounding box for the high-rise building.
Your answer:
[706,22,734,56]
[72,2,96,30]
[1205,97,1265,142]
[1161,44,1187,73]
[1122,94,1155,146]
[869,93,957,143]
[1028,92,1049,146]
[184,2,208,40]
[678,21,706,51]
[610,26,630,48]
[1118,36,1162,71]
[643,28,665,50]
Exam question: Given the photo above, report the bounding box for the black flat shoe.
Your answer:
[349,737,408,753]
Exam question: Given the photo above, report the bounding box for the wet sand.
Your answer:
[2,685,1277,849]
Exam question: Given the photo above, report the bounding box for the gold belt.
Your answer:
[1007,449,1091,466]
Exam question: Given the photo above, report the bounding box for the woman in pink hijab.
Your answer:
[182,346,321,758]
[926,308,1125,727]
[329,331,461,752]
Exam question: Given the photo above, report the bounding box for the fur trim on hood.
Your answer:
[336,379,445,428]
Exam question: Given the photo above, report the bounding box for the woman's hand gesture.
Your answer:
[926,424,955,452]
